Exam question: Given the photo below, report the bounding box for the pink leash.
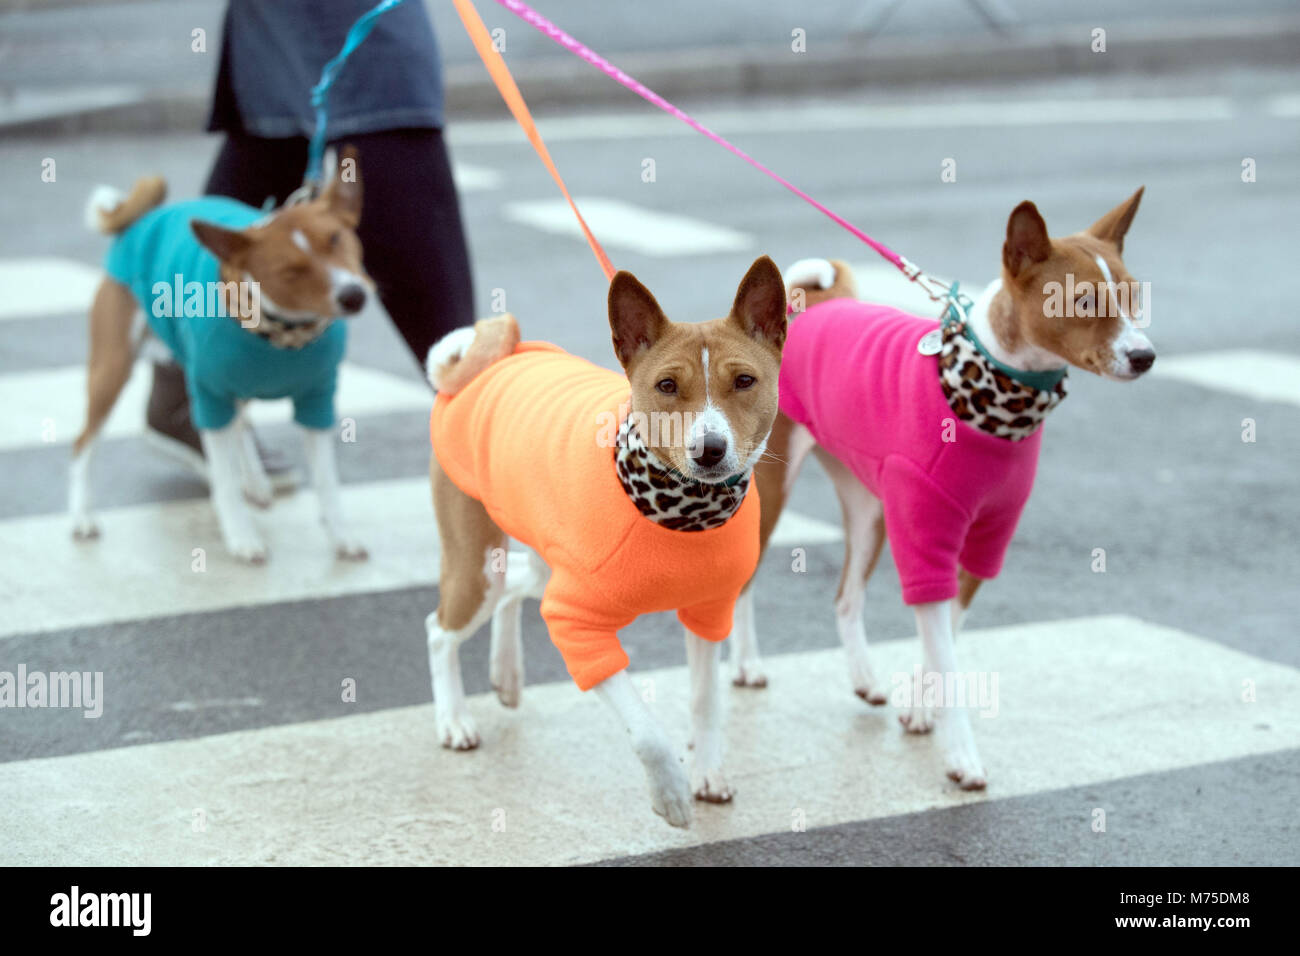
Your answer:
[491,0,952,301]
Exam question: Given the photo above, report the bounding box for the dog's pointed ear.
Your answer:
[729,255,786,350]
[191,219,254,264]
[1002,201,1052,279]
[322,144,363,227]
[1087,186,1143,254]
[609,270,668,368]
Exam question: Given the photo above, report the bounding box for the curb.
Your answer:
[3,13,1299,139]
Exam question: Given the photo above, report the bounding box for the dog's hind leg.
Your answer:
[235,407,273,509]
[814,446,888,705]
[428,453,507,750]
[70,277,140,539]
[731,414,816,688]
[489,548,548,709]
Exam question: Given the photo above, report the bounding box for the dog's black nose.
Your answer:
[336,284,367,315]
[1127,348,1155,374]
[690,433,728,469]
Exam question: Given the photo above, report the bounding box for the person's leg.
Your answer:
[338,128,475,367]
[203,132,308,207]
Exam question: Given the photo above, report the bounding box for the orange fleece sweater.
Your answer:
[430,342,760,690]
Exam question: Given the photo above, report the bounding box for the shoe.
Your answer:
[144,361,302,492]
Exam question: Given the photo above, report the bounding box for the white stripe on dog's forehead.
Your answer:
[1093,253,1115,284]
[292,230,311,253]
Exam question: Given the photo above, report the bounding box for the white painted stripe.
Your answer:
[0,477,440,640]
[504,197,753,256]
[1265,93,1300,118]
[1155,349,1300,407]
[0,258,101,321]
[768,508,842,547]
[451,96,1240,147]
[2,615,1294,865]
[0,473,834,639]
[451,162,502,192]
[0,361,431,452]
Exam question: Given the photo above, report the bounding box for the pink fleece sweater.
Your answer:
[778,299,1042,605]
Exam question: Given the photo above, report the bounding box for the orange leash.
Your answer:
[451,0,616,281]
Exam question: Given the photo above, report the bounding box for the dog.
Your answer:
[734,189,1153,790]
[70,149,372,564]
[423,256,787,827]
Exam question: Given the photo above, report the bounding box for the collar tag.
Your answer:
[917,329,943,356]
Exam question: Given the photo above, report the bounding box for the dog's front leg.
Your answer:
[594,670,693,828]
[686,630,734,803]
[912,600,987,790]
[301,426,367,560]
[201,423,267,563]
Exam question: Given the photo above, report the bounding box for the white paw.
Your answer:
[333,538,368,561]
[223,528,268,564]
[938,719,987,791]
[242,481,273,509]
[731,661,768,688]
[436,708,480,751]
[848,660,888,705]
[692,766,735,804]
[643,750,693,828]
[71,515,100,541]
[490,656,522,709]
[899,703,934,734]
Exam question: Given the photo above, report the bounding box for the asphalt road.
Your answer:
[1,63,1298,865]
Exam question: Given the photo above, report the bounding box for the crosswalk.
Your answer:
[4,615,1299,865]
[2,147,1297,867]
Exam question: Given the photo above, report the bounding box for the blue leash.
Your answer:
[303,0,408,189]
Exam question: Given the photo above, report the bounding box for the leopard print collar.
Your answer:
[614,418,750,531]
[937,321,1067,441]
[230,309,334,350]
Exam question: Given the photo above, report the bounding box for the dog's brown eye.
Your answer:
[329,232,341,249]
[656,378,677,394]
[735,374,756,390]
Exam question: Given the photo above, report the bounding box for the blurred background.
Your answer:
[1,0,1298,866]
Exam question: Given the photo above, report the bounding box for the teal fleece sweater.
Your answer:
[104,196,346,431]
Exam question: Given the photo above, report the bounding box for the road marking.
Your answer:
[1155,349,1300,407]
[768,508,841,547]
[504,197,753,256]
[2,614,1294,865]
[0,477,440,640]
[0,469,833,639]
[452,96,1241,146]
[0,361,431,452]
[0,258,101,321]
[451,162,502,192]
[1265,93,1300,118]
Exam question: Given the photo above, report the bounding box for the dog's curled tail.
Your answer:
[426,314,522,395]
[784,257,857,311]
[84,176,167,235]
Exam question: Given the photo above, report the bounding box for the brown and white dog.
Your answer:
[423,258,786,827]
[734,190,1153,790]
[70,150,371,563]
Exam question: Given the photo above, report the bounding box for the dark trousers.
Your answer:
[203,127,475,365]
